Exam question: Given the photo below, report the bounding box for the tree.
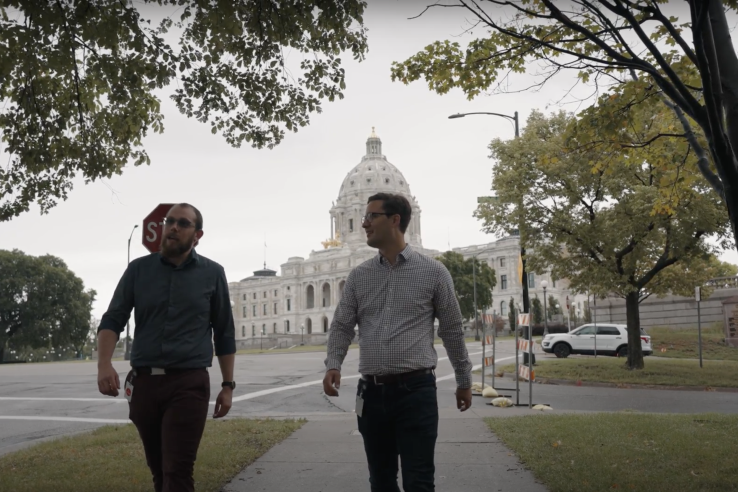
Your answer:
[0,249,95,362]
[547,295,561,320]
[437,251,497,323]
[391,1,738,251]
[0,1,368,221]
[508,297,516,330]
[531,295,543,325]
[475,110,730,369]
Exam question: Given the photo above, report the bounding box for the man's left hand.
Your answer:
[456,388,472,412]
[213,388,233,418]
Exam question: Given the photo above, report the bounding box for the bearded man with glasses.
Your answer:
[96,203,236,492]
[324,192,473,492]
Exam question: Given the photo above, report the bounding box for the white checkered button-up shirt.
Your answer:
[325,245,473,388]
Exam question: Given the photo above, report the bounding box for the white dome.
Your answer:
[329,129,423,249]
[338,159,412,199]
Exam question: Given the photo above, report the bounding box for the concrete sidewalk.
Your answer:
[222,413,547,492]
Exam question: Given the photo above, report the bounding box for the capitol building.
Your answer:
[228,130,578,347]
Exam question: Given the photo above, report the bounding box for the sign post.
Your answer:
[142,204,175,254]
[696,286,703,368]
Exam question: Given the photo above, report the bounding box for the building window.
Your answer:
[274,289,278,296]
[274,303,278,314]
[262,324,266,335]
[243,306,247,317]
[273,322,277,334]
[253,293,256,300]
[263,304,267,315]
[242,326,245,337]
[253,305,256,316]
[500,257,506,268]
[552,278,557,288]
[252,325,255,336]
[501,275,508,290]
[285,320,290,332]
[528,273,536,289]
[287,286,290,291]
[349,218,354,232]
[287,298,291,311]
[501,301,508,316]
[263,292,267,298]
[242,294,246,301]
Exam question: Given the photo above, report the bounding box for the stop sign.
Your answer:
[142,203,174,253]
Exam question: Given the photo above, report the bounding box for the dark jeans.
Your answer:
[126,368,210,492]
[357,373,438,492]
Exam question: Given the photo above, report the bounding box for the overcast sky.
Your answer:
[2,1,736,319]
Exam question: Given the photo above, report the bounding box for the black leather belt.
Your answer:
[133,367,205,376]
[361,368,433,385]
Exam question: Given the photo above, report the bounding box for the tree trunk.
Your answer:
[0,346,4,363]
[625,291,644,370]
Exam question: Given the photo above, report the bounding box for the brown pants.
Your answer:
[126,368,210,492]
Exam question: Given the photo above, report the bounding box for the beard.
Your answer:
[160,233,195,258]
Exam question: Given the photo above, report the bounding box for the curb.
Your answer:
[535,377,738,393]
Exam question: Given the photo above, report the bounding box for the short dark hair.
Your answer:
[176,203,203,231]
[367,193,412,233]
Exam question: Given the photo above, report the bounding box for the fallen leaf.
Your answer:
[691,471,699,477]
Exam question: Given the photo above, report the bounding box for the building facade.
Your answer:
[228,130,583,348]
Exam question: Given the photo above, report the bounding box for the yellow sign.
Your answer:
[518,252,524,284]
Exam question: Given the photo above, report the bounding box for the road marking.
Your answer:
[229,351,485,403]
[0,397,123,403]
[0,350,511,405]
[435,355,516,382]
[0,416,129,424]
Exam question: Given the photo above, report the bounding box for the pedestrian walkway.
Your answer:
[222,413,547,492]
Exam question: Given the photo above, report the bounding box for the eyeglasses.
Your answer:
[165,217,196,229]
[362,212,394,223]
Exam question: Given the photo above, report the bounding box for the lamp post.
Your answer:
[541,280,549,336]
[301,324,304,346]
[124,224,139,361]
[472,253,480,341]
[449,110,527,315]
[450,110,531,356]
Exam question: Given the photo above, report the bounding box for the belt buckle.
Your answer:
[372,375,384,386]
[151,367,166,375]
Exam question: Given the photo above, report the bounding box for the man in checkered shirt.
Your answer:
[323,192,473,492]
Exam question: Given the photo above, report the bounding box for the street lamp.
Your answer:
[450,110,529,328]
[124,224,138,361]
[541,280,549,336]
[472,254,480,341]
[300,324,304,346]
[452,109,535,381]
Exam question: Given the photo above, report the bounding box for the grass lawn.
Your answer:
[648,325,738,361]
[0,418,303,492]
[486,413,738,491]
[497,357,738,387]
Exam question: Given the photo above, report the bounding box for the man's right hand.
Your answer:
[323,369,341,397]
[97,363,120,397]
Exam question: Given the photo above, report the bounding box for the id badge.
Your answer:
[355,393,364,417]
[124,381,134,403]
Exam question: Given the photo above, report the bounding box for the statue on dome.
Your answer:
[321,231,342,249]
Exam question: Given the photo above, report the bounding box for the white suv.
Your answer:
[541,324,653,358]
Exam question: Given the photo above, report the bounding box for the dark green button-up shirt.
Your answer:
[98,250,236,368]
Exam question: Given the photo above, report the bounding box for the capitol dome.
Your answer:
[328,129,423,249]
[337,127,413,199]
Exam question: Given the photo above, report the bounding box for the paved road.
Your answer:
[4,340,738,458]
[0,340,512,456]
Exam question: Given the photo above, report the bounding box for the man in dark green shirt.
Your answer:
[97,203,236,492]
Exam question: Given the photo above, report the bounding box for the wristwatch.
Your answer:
[221,381,236,389]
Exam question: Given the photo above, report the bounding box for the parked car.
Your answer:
[541,324,653,358]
